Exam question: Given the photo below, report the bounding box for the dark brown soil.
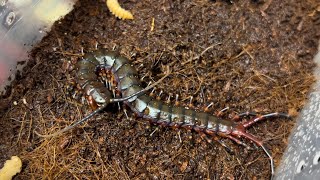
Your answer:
[1,0,319,179]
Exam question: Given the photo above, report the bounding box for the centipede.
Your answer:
[106,0,134,20]
[37,49,291,176]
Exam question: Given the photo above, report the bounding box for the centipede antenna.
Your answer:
[36,66,171,138]
[111,69,171,103]
[35,103,108,138]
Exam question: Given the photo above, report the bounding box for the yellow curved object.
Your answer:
[0,156,22,180]
[106,0,134,20]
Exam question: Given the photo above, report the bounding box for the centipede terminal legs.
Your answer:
[232,111,258,121]
[243,112,290,128]
[230,112,291,176]
[35,67,171,138]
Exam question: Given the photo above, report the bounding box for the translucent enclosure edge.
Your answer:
[0,0,77,94]
[275,47,320,179]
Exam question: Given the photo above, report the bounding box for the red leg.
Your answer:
[231,127,275,175]
[201,133,233,154]
[229,111,290,175]
[242,112,290,128]
[232,111,257,121]
[224,134,250,149]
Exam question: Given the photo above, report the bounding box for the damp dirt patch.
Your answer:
[1,0,319,179]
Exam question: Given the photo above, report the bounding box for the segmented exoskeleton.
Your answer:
[38,49,290,176]
[106,0,134,20]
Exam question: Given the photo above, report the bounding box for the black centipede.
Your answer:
[37,49,291,176]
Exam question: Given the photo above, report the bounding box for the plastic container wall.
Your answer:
[275,48,320,179]
[0,0,76,94]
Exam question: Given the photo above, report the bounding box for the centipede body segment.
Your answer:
[40,49,290,176]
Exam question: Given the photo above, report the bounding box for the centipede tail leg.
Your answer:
[224,134,249,149]
[242,112,291,128]
[231,111,257,121]
[232,129,275,175]
[230,111,291,174]
[230,112,290,176]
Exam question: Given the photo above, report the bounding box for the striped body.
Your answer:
[75,49,236,135]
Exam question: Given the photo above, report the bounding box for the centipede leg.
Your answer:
[232,130,275,175]
[242,112,290,128]
[212,136,234,154]
[231,111,291,175]
[224,134,250,149]
[216,107,230,117]
[200,132,234,154]
[231,111,257,121]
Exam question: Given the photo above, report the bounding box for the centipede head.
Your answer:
[83,83,113,110]
[87,95,98,110]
